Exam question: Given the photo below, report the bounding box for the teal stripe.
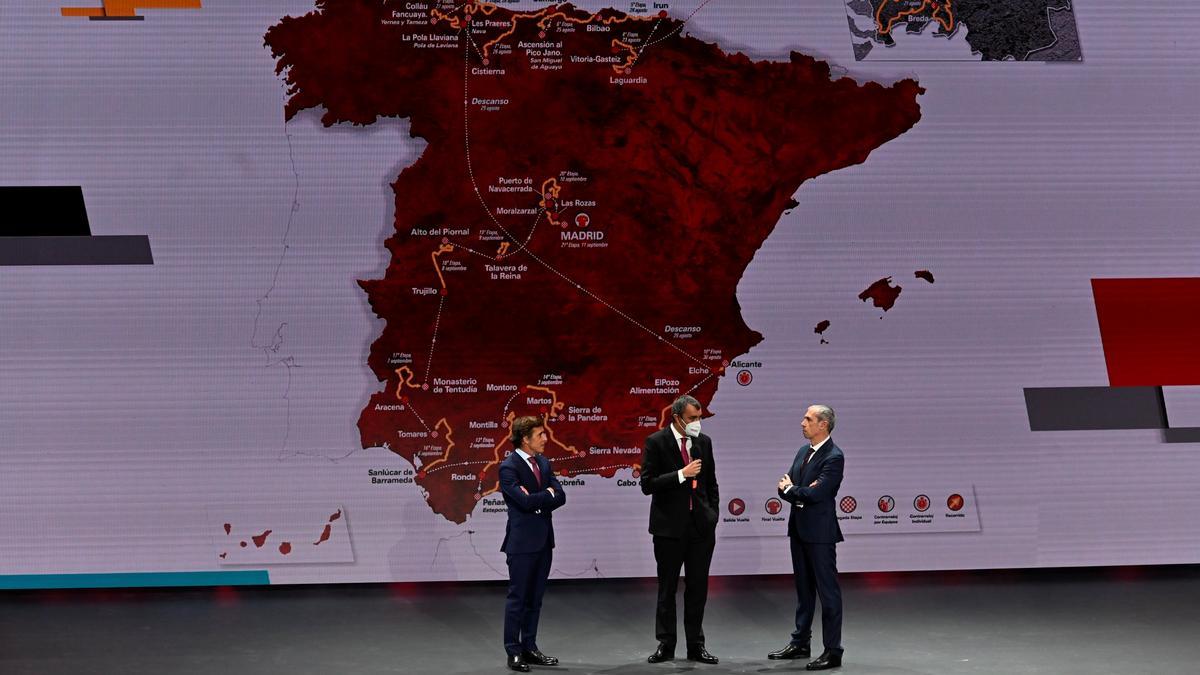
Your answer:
[0,570,270,590]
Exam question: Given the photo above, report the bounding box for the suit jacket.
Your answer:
[639,426,719,537]
[499,451,567,554]
[778,440,845,544]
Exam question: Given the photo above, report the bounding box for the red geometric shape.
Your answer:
[1092,278,1200,386]
[947,493,964,511]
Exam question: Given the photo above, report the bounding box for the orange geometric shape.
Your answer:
[61,0,201,19]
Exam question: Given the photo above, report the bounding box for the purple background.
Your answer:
[1,0,1198,583]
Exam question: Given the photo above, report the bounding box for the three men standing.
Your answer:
[497,401,846,671]
[639,395,720,665]
[770,404,846,670]
[500,415,567,672]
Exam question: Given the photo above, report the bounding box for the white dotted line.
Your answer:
[555,463,637,474]
[643,0,718,49]
[423,294,446,384]
[631,16,664,66]
[408,401,431,433]
[463,24,487,63]
[520,244,708,367]
[463,36,522,246]
[501,390,521,417]
[498,208,544,260]
[427,459,491,475]
[686,372,715,394]
[447,241,498,260]
[456,11,705,368]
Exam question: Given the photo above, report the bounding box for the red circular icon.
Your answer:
[765,498,783,515]
[575,213,590,228]
[947,493,965,511]
[914,494,931,512]
[736,370,753,386]
[878,495,895,513]
[728,498,745,516]
[839,496,857,513]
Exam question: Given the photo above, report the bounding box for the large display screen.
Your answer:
[2,0,1198,587]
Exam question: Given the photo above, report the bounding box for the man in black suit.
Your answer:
[768,404,845,670]
[499,415,567,672]
[639,394,720,665]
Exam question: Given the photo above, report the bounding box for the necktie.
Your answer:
[801,447,816,471]
[527,456,542,487]
[680,436,693,511]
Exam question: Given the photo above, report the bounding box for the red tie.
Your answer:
[801,447,816,471]
[680,437,693,510]
[527,456,542,487]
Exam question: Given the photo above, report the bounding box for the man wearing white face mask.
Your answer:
[639,394,720,665]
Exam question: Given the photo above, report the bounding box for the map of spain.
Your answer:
[266,1,923,523]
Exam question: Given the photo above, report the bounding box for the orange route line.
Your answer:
[430,1,657,72]
[611,39,640,72]
[657,405,673,429]
[478,384,589,496]
[655,370,722,427]
[525,385,580,457]
[61,0,201,18]
[479,411,517,497]
[539,178,566,228]
[431,243,455,290]
[415,418,456,473]
[393,366,420,399]
[875,0,955,36]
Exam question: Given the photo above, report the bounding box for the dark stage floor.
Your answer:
[3,567,1199,674]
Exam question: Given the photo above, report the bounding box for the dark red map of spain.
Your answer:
[266,1,923,523]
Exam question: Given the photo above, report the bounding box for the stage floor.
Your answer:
[2,566,1198,674]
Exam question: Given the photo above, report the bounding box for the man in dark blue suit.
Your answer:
[499,415,567,672]
[639,395,720,665]
[769,404,845,671]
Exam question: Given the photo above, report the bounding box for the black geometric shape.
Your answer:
[0,186,91,236]
[1163,428,1200,444]
[0,236,153,266]
[0,186,152,265]
[1024,386,1167,431]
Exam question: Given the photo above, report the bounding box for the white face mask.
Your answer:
[683,420,702,438]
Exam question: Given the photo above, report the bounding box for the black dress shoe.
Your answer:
[806,649,843,670]
[522,650,559,666]
[646,644,674,663]
[768,643,811,659]
[507,654,531,672]
[686,646,719,664]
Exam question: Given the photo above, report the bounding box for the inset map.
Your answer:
[845,0,1082,61]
